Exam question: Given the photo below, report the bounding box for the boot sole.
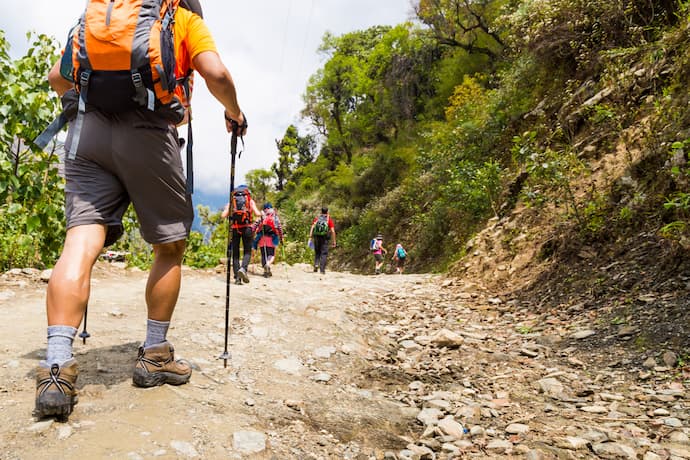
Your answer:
[238,271,250,283]
[133,368,191,388]
[34,393,78,419]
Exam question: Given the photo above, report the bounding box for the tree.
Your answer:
[0,31,64,269]
[245,168,273,204]
[414,0,506,59]
[273,125,299,191]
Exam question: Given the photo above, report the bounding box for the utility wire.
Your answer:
[279,0,294,72]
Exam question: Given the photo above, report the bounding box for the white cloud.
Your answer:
[1,0,415,195]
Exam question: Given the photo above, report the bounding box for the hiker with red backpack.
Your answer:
[222,185,261,285]
[308,207,336,274]
[252,202,284,278]
[34,0,247,420]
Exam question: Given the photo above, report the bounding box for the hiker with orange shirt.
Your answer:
[34,1,247,419]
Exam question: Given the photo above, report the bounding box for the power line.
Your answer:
[279,0,293,72]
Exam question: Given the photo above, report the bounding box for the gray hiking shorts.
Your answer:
[64,109,193,246]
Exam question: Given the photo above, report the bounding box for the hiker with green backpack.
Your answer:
[33,0,247,420]
[308,207,336,274]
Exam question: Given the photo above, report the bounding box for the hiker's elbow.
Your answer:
[195,51,231,87]
[47,61,71,96]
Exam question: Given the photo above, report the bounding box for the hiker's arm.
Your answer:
[193,51,246,135]
[308,223,315,239]
[48,59,72,96]
[330,228,337,246]
[250,200,261,218]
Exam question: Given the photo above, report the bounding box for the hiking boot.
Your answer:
[34,359,79,419]
[238,267,250,283]
[313,266,318,272]
[133,341,192,388]
[235,278,243,285]
[266,266,272,277]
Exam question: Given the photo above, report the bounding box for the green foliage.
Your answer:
[183,205,228,268]
[513,132,589,228]
[110,206,152,269]
[0,32,64,270]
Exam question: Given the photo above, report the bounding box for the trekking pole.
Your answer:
[219,123,240,368]
[79,304,91,344]
[280,242,289,280]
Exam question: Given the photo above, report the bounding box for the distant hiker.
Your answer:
[252,202,283,278]
[222,185,261,285]
[391,243,407,274]
[308,207,336,274]
[35,0,246,420]
[371,234,387,274]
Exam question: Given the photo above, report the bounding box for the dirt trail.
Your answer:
[1,261,689,459]
[0,262,435,459]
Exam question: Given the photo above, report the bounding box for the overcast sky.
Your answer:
[1,1,415,196]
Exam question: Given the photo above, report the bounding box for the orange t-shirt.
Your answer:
[174,7,217,110]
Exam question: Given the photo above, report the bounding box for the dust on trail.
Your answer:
[0,261,435,459]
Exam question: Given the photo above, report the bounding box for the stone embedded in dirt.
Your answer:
[313,346,337,358]
[428,329,464,348]
[580,405,608,414]
[591,442,637,459]
[170,441,198,458]
[417,407,444,426]
[520,348,539,358]
[669,431,690,445]
[536,377,564,396]
[663,417,683,427]
[505,423,530,434]
[554,436,590,450]
[28,420,53,433]
[642,357,657,368]
[312,372,331,383]
[571,330,596,340]
[662,350,678,367]
[486,439,513,453]
[273,357,303,375]
[617,326,638,337]
[438,416,466,439]
[40,269,52,282]
[0,290,15,301]
[232,431,266,454]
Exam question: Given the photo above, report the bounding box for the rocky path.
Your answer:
[0,262,688,459]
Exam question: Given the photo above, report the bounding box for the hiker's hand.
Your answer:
[221,203,230,219]
[332,241,337,248]
[225,111,247,136]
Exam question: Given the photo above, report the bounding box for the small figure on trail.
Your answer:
[371,234,387,274]
[252,202,283,278]
[222,185,261,285]
[308,207,336,275]
[35,0,246,420]
[391,243,407,274]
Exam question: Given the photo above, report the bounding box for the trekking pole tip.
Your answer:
[218,351,231,368]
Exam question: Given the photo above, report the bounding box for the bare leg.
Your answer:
[47,224,106,328]
[146,240,186,321]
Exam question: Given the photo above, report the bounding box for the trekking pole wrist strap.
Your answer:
[224,111,248,129]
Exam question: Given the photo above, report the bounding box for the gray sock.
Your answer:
[144,319,170,347]
[44,325,78,367]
